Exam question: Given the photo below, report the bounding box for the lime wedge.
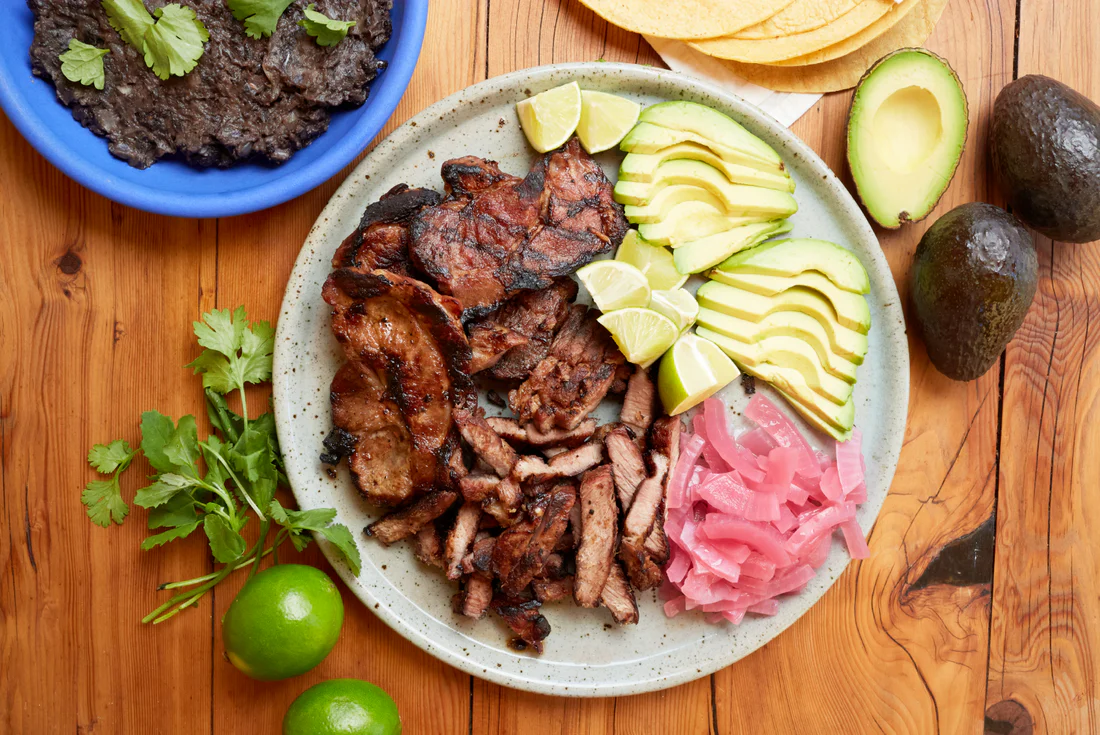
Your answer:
[657,332,740,415]
[649,289,699,332]
[577,90,641,154]
[577,260,651,313]
[598,308,679,367]
[516,82,583,153]
[615,230,687,291]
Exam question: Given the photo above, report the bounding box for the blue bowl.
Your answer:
[0,1,427,218]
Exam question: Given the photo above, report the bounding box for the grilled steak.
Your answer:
[511,440,605,483]
[600,562,639,625]
[573,466,617,608]
[410,139,627,316]
[460,574,494,619]
[367,489,460,545]
[620,367,657,437]
[533,576,574,603]
[605,426,646,509]
[485,417,597,448]
[413,525,444,568]
[509,305,625,431]
[468,324,529,374]
[333,185,442,277]
[445,502,482,580]
[454,408,518,477]
[492,593,551,653]
[620,416,681,589]
[29,0,391,169]
[324,268,474,504]
[501,482,576,595]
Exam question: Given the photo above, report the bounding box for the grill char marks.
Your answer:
[332,185,443,277]
[410,138,627,317]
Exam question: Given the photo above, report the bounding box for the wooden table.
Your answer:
[2,1,1096,732]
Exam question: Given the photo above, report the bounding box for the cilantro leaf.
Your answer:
[134,473,200,509]
[205,389,244,444]
[188,307,274,395]
[59,39,110,90]
[82,478,130,528]
[141,411,200,476]
[147,493,199,529]
[298,4,356,47]
[269,500,360,575]
[318,523,361,575]
[227,0,295,39]
[142,520,202,550]
[204,515,246,563]
[88,440,135,474]
[102,0,154,49]
[143,4,208,81]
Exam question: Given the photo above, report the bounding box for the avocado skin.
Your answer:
[991,75,1100,243]
[912,203,1037,381]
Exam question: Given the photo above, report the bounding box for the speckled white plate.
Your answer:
[273,62,909,697]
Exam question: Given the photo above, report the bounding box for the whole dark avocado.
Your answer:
[991,75,1100,243]
[912,202,1037,381]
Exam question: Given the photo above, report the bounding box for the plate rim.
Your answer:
[273,60,910,696]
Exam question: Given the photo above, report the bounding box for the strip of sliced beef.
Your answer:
[460,574,494,620]
[332,185,443,277]
[620,367,657,437]
[619,416,681,589]
[600,562,639,625]
[461,534,497,576]
[492,593,551,653]
[454,407,517,477]
[485,417,596,448]
[469,278,579,380]
[573,466,617,608]
[445,502,482,580]
[410,139,627,317]
[533,576,573,603]
[511,440,605,483]
[325,268,474,505]
[509,305,625,432]
[501,483,576,595]
[605,426,646,509]
[490,518,537,581]
[414,525,444,568]
[366,489,460,545]
[459,473,501,503]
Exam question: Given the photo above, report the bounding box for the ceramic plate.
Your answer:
[273,62,909,697]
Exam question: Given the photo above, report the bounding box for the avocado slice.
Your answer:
[991,75,1100,243]
[673,220,790,275]
[619,142,795,192]
[620,123,783,174]
[912,202,1037,381]
[709,270,871,337]
[718,238,871,294]
[621,182,797,225]
[697,327,856,437]
[615,160,800,214]
[697,280,871,335]
[847,49,968,229]
[697,305,866,370]
[637,201,771,247]
[638,101,783,167]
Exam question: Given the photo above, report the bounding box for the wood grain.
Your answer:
[986,1,1100,732]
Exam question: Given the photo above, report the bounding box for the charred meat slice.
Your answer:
[472,278,579,381]
[460,574,494,620]
[605,426,646,510]
[462,534,497,576]
[533,576,574,603]
[509,305,625,432]
[490,518,537,582]
[644,509,670,565]
[325,269,474,504]
[454,408,518,477]
[445,502,482,580]
[620,367,657,437]
[573,466,617,608]
[332,185,443,277]
[459,473,501,503]
[410,139,627,317]
[511,440,605,483]
[501,483,576,596]
[620,416,681,589]
[485,417,596,448]
[366,489,460,546]
[600,562,639,625]
[468,324,529,374]
[492,593,552,653]
[413,525,444,569]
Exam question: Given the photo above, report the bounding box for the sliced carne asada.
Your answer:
[501,482,576,596]
[454,407,518,477]
[461,534,497,576]
[413,525,444,569]
[332,185,443,277]
[619,416,681,589]
[573,465,617,608]
[605,426,647,509]
[459,473,501,503]
[490,518,537,581]
[366,489,460,546]
[445,502,483,580]
[325,268,474,505]
[410,139,627,317]
[599,562,639,625]
[533,576,574,603]
[468,324,530,374]
[509,305,625,432]
[460,574,494,620]
[492,593,552,653]
[485,417,597,448]
[620,367,657,437]
[511,440,605,483]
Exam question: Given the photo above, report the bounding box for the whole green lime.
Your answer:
[222,564,344,681]
[283,679,401,735]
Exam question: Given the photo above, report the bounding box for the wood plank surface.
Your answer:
[986,1,1100,733]
[2,0,1098,732]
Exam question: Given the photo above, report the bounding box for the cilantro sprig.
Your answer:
[298,4,356,47]
[81,307,361,624]
[101,0,208,80]
[226,0,295,39]
[59,39,110,90]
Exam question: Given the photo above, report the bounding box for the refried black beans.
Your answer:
[29,0,393,169]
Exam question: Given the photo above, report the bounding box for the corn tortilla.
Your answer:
[735,0,864,41]
[690,0,911,64]
[717,0,949,93]
[769,0,925,65]
[576,0,796,41]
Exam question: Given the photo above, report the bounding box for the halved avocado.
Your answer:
[847,48,968,228]
[622,181,798,223]
[697,327,856,438]
[673,220,789,275]
[619,142,795,192]
[697,280,871,334]
[638,201,772,247]
[719,238,871,294]
[709,270,870,333]
[620,123,782,174]
[697,304,866,369]
[638,101,783,167]
[615,160,799,214]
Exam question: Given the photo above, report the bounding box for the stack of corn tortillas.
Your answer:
[579,0,950,93]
